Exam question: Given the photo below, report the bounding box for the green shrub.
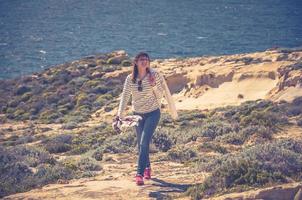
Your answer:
[76,157,102,171]
[240,110,287,128]
[176,110,206,123]
[76,93,89,106]
[20,92,32,102]
[200,120,233,139]
[91,85,111,94]
[188,139,302,199]
[215,124,276,145]
[172,128,199,144]
[5,135,35,147]
[69,77,89,87]
[0,162,34,197]
[92,147,103,161]
[69,144,90,155]
[39,109,61,123]
[286,105,302,116]
[42,134,73,153]
[167,146,197,162]
[292,96,302,106]
[94,93,113,107]
[198,142,228,154]
[62,156,102,171]
[222,100,274,122]
[215,131,245,145]
[102,131,136,153]
[34,163,75,185]
[62,121,78,129]
[63,113,87,123]
[152,130,175,152]
[0,146,55,168]
[70,128,109,150]
[104,104,115,112]
[0,145,77,198]
[44,92,60,105]
[84,80,102,88]
[159,113,173,124]
[242,125,274,140]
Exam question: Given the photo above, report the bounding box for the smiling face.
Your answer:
[135,55,150,70]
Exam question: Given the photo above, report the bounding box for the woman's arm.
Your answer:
[117,75,131,118]
[153,72,178,120]
[152,72,165,101]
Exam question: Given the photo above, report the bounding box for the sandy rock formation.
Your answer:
[211,182,302,200]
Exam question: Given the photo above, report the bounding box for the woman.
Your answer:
[115,52,178,186]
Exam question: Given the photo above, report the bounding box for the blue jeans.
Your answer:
[133,108,161,176]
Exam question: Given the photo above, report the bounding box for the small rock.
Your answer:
[57,179,69,184]
[16,85,31,95]
[87,63,97,68]
[121,60,132,66]
[96,54,109,60]
[84,55,95,59]
[238,94,244,99]
[107,55,128,65]
[90,71,104,79]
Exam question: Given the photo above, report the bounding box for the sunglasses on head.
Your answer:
[138,80,143,91]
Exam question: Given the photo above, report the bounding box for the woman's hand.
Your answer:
[114,115,121,121]
[112,115,122,134]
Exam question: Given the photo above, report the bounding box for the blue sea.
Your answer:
[0,0,301,79]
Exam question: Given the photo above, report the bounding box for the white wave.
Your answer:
[30,35,43,42]
[157,32,167,36]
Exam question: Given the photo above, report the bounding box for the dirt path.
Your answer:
[4,153,207,200]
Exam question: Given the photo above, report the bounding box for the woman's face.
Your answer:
[136,56,150,70]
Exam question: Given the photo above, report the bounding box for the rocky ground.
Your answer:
[3,152,206,200]
[2,122,302,200]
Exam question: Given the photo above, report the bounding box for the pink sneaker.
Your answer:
[135,174,144,185]
[144,168,151,179]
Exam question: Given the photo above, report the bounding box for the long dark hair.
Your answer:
[131,52,151,83]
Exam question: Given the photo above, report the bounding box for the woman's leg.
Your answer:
[137,109,160,175]
[135,115,145,155]
[134,112,150,169]
[136,120,151,169]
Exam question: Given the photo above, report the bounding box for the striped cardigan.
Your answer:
[117,68,178,120]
